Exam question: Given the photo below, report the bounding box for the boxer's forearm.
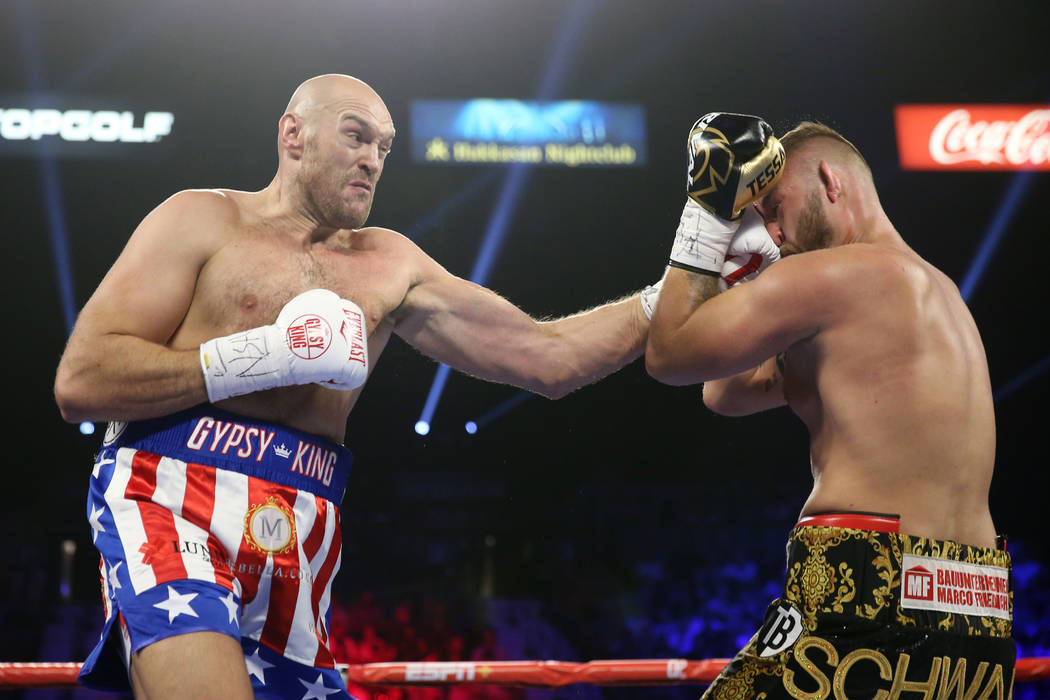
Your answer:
[530,293,649,397]
[701,355,786,416]
[55,333,208,422]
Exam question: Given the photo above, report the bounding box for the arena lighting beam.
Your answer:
[993,351,1050,404]
[13,0,90,434]
[405,170,501,242]
[452,2,712,434]
[959,170,1036,303]
[464,389,535,434]
[415,164,531,435]
[14,0,77,335]
[958,170,1044,402]
[414,0,598,436]
[39,153,77,335]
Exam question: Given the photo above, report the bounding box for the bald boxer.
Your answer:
[55,74,650,699]
[646,120,1014,699]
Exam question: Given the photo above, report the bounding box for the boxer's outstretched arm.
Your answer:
[393,250,649,399]
[54,191,225,422]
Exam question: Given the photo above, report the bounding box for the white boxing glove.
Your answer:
[718,207,781,292]
[199,289,370,402]
[320,298,370,390]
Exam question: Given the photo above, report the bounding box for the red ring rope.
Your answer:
[1,657,1048,689]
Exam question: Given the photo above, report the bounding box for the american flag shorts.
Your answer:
[78,405,354,698]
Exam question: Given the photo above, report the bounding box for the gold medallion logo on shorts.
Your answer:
[244,497,296,554]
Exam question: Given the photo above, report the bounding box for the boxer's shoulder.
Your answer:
[348,225,449,279]
[115,189,237,269]
[157,188,243,223]
[741,244,925,329]
[347,225,411,251]
[135,189,242,252]
[774,243,917,288]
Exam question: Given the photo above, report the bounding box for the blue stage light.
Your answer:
[960,171,1036,302]
[415,0,595,435]
[994,351,1050,403]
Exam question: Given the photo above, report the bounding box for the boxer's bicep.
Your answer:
[395,252,645,397]
[396,268,550,384]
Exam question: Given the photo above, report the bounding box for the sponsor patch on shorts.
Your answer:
[755,602,804,657]
[900,553,1010,620]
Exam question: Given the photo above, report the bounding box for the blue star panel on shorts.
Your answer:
[242,639,355,699]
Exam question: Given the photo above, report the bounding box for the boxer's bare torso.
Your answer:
[171,189,408,441]
[776,243,997,548]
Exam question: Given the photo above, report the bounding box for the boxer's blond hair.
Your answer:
[780,121,872,182]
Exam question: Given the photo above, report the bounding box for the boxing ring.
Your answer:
[2,656,1048,690]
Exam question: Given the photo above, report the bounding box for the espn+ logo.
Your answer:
[0,107,173,143]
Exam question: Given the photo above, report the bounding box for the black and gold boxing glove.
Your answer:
[686,112,784,220]
[669,112,784,274]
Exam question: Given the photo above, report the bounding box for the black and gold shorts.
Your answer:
[703,512,1015,700]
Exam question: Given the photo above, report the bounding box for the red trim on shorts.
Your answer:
[795,511,901,533]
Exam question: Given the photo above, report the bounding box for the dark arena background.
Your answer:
[2,1,1048,697]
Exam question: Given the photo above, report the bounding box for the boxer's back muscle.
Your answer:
[789,245,997,546]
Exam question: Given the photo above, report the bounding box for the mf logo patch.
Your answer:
[244,497,297,554]
[755,602,804,658]
[900,553,1010,619]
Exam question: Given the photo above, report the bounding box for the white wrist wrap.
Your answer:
[669,199,740,274]
[640,276,664,320]
[200,325,284,403]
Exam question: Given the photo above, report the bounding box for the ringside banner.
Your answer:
[895,104,1050,171]
[412,99,646,167]
[0,94,175,158]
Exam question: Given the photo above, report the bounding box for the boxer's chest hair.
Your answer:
[197,235,388,335]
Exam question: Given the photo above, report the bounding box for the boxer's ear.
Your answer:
[818,161,841,203]
[279,113,306,160]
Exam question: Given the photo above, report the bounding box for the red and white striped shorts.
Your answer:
[79,406,353,692]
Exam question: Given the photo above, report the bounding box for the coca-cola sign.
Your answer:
[895,104,1050,171]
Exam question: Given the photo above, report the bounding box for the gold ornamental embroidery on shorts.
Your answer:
[244,496,297,554]
[863,536,899,622]
[786,528,859,630]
